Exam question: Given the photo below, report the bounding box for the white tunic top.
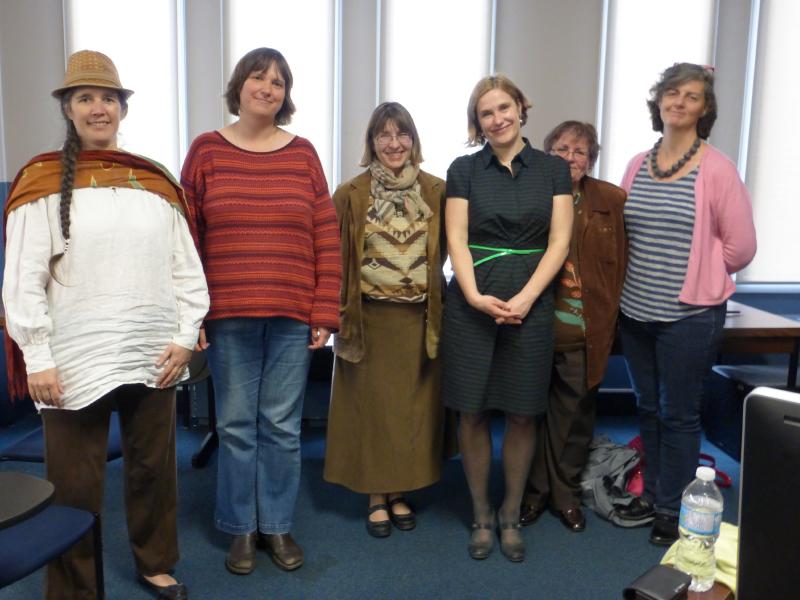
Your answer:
[3,186,210,411]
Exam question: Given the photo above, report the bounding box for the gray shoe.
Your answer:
[468,511,496,560]
[498,521,525,562]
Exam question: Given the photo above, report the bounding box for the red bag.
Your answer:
[625,436,645,496]
[624,435,733,493]
[698,452,733,488]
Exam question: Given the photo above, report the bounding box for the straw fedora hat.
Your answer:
[51,50,134,99]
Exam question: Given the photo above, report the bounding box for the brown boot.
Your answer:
[260,533,304,571]
[225,532,257,575]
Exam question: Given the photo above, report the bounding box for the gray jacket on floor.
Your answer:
[580,436,650,527]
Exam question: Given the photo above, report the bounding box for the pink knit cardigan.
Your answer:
[620,144,757,306]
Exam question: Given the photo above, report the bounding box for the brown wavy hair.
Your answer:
[647,63,717,139]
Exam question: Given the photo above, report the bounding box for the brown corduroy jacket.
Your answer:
[332,169,446,363]
[574,176,628,389]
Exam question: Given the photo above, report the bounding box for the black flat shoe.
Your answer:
[138,574,188,600]
[616,496,655,524]
[468,512,495,560]
[498,521,525,562]
[366,503,392,538]
[649,514,679,546]
[388,497,416,531]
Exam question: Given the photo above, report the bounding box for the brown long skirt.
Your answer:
[324,300,446,493]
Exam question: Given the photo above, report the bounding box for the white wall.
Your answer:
[495,0,604,148]
[713,0,753,165]
[340,0,378,183]
[0,0,751,183]
[0,0,66,177]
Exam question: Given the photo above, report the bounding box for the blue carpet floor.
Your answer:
[0,414,740,600]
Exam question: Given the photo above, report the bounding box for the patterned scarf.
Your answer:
[369,160,432,224]
[4,150,188,218]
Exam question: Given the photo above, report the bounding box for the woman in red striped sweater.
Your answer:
[181,47,341,576]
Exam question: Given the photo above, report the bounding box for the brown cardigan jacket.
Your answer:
[332,170,447,363]
[576,176,627,389]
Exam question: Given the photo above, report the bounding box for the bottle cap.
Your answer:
[696,466,716,481]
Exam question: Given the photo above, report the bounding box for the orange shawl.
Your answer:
[3,150,190,400]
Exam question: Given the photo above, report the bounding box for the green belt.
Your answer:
[467,244,545,267]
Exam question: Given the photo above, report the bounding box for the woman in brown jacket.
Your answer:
[324,102,448,537]
[520,121,627,533]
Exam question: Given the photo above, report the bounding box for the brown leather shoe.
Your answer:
[519,503,546,527]
[558,507,586,532]
[226,532,257,575]
[261,533,304,571]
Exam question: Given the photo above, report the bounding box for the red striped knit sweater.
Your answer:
[181,132,341,330]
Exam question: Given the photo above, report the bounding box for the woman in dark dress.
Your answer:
[441,75,573,562]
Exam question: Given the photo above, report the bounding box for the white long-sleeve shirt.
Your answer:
[3,186,210,411]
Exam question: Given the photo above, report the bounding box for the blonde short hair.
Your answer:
[466,74,532,146]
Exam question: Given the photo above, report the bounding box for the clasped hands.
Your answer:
[468,292,535,325]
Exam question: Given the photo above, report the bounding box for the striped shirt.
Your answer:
[620,161,707,322]
[181,132,341,329]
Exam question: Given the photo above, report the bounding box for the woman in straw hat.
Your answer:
[3,50,208,599]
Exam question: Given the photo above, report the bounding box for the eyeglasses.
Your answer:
[552,146,589,160]
[375,133,412,147]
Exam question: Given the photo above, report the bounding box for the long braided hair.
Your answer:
[51,89,127,272]
[57,92,81,256]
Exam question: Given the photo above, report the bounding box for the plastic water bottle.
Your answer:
[674,466,724,592]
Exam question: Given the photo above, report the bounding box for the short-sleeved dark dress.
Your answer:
[441,140,572,416]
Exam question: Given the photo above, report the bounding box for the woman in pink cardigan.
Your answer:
[613,63,756,545]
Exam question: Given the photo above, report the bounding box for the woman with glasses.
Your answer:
[324,102,449,538]
[181,47,341,575]
[613,63,756,545]
[520,121,626,534]
[441,75,573,562]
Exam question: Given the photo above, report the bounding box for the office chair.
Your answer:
[181,351,217,468]
[0,504,104,599]
[0,411,123,463]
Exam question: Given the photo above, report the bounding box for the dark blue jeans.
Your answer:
[620,304,726,516]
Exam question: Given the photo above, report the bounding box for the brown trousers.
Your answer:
[41,384,179,600]
[526,348,597,511]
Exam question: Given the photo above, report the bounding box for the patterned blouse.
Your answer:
[360,196,428,302]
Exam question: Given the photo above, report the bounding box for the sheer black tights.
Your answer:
[459,411,536,545]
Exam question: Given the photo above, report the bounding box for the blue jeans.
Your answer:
[620,304,726,516]
[205,317,312,535]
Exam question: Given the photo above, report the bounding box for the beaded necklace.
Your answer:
[649,136,701,179]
